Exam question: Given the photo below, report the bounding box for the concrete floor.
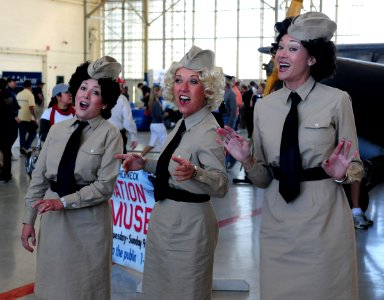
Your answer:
[1,130,383,299]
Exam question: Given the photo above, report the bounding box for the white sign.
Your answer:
[111,168,155,272]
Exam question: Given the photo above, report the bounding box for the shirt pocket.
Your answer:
[302,117,335,146]
[77,146,105,179]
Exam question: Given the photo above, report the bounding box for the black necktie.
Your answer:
[279,92,302,203]
[56,120,88,197]
[154,120,186,201]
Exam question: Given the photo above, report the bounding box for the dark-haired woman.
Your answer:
[217,12,363,300]
[21,56,123,300]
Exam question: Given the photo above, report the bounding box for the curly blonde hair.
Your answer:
[163,62,225,111]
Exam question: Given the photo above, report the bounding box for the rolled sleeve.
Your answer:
[190,135,228,197]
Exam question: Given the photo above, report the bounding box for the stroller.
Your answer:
[25,136,42,178]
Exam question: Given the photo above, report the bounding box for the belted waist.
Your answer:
[270,166,331,181]
[157,186,210,203]
[50,180,87,194]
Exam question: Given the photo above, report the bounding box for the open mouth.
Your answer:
[80,101,89,108]
[279,62,290,71]
[179,95,190,103]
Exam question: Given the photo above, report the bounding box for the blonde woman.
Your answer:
[116,46,228,300]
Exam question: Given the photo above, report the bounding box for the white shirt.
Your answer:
[108,94,138,142]
[41,107,75,124]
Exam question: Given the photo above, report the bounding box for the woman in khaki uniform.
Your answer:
[116,46,228,300]
[217,13,363,300]
[20,56,123,300]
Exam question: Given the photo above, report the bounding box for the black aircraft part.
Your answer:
[322,57,384,148]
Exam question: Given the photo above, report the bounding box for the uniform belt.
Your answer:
[158,186,210,203]
[50,180,87,194]
[270,166,331,181]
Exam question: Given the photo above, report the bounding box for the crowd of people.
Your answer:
[0,58,263,183]
[0,68,138,182]
[0,10,376,300]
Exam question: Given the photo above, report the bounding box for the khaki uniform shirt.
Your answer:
[247,76,363,185]
[144,106,228,197]
[23,115,123,224]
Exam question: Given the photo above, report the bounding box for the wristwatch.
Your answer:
[334,174,348,183]
[192,165,198,178]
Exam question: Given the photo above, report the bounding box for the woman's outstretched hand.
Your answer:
[114,153,146,173]
[322,138,358,181]
[216,125,253,167]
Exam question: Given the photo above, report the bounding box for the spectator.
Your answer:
[223,75,238,169]
[6,77,20,161]
[109,78,138,153]
[232,77,243,131]
[140,84,168,157]
[137,82,151,108]
[33,80,45,121]
[16,80,38,156]
[241,83,254,138]
[39,83,75,141]
[0,79,18,182]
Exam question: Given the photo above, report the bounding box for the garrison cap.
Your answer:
[87,56,121,80]
[179,46,215,72]
[288,12,337,42]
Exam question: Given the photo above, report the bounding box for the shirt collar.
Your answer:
[183,106,211,130]
[282,76,316,103]
[73,115,103,130]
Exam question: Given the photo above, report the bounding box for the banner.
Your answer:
[1,71,42,89]
[111,168,155,272]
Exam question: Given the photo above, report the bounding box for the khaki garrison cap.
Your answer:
[288,12,337,42]
[179,45,215,72]
[87,56,122,80]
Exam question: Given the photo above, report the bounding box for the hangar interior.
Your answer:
[1,0,382,102]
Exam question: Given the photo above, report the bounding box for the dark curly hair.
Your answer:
[68,61,120,119]
[272,16,336,81]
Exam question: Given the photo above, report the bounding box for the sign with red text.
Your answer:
[111,168,155,272]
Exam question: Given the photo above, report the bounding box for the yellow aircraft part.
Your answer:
[287,0,303,17]
[264,0,303,96]
[264,67,279,96]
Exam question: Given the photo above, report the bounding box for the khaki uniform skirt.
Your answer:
[142,199,219,300]
[260,179,358,300]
